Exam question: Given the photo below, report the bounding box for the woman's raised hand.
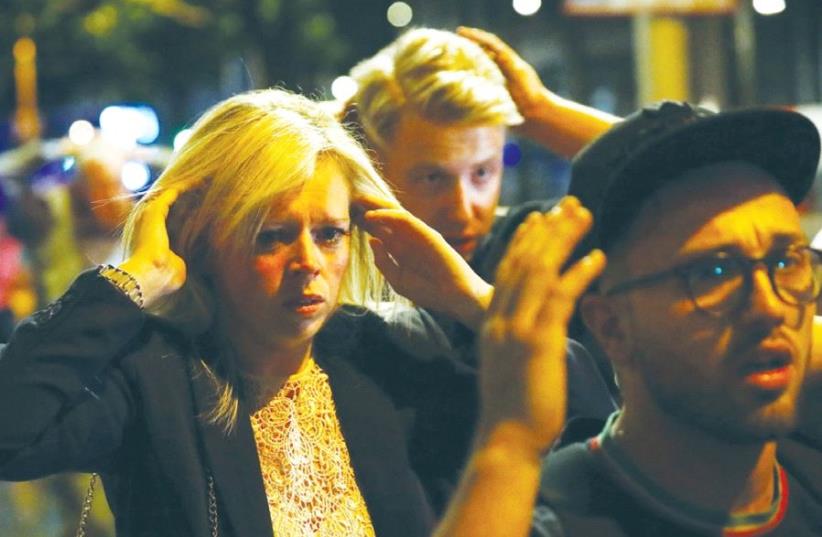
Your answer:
[354,194,492,330]
[119,188,187,307]
[478,197,605,452]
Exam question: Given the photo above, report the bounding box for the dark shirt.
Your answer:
[533,414,822,537]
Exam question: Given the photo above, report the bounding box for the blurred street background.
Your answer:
[1,0,821,534]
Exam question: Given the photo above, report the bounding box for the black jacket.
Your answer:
[0,270,477,537]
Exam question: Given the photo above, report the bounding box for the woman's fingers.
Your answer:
[368,237,401,282]
[352,193,402,215]
[121,186,189,306]
[361,208,445,251]
[131,187,181,254]
[360,208,408,236]
[143,187,180,223]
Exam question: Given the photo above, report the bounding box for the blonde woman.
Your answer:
[0,89,493,537]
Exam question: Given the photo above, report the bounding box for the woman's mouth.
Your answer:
[284,295,325,315]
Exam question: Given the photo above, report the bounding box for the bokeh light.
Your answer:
[173,129,193,151]
[752,0,785,15]
[99,105,160,147]
[62,157,76,173]
[121,161,151,192]
[331,76,358,102]
[387,2,413,28]
[68,120,95,146]
[513,0,542,16]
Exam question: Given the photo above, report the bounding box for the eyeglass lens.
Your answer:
[685,249,822,314]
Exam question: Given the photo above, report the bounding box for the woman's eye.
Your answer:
[315,227,349,245]
[256,229,287,249]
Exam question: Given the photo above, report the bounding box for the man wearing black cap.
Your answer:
[434,102,822,536]
[525,101,822,536]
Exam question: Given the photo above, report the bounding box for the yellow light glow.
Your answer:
[12,38,36,62]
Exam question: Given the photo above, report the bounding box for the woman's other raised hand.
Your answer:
[119,188,187,307]
[354,194,492,330]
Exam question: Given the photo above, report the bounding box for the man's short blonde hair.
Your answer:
[349,28,523,151]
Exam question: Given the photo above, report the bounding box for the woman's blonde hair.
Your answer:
[349,27,523,152]
[123,88,399,429]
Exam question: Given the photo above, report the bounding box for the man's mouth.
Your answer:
[739,346,794,392]
[446,235,479,256]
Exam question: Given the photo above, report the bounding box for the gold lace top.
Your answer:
[249,358,376,537]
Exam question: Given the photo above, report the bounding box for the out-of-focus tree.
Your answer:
[0,0,356,136]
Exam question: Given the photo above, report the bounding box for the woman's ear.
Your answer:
[580,293,633,370]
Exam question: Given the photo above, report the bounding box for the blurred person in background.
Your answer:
[1,134,171,305]
[0,133,170,537]
[0,187,35,341]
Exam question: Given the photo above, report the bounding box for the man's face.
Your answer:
[612,163,813,442]
[379,111,505,259]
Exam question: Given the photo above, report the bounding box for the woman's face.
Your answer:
[212,157,352,349]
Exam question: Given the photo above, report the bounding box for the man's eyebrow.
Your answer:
[407,163,449,174]
[475,155,501,166]
[769,232,809,248]
[677,234,810,261]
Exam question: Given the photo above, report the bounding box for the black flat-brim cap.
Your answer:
[568,101,821,253]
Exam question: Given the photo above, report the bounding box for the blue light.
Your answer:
[62,156,76,172]
[503,142,522,167]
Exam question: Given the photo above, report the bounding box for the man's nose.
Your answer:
[747,265,787,325]
[445,178,474,224]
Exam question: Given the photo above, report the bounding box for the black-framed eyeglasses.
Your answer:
[604,245,822,316]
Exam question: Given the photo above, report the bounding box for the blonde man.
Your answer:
[346,28,621,436]
[349,27,618,266]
